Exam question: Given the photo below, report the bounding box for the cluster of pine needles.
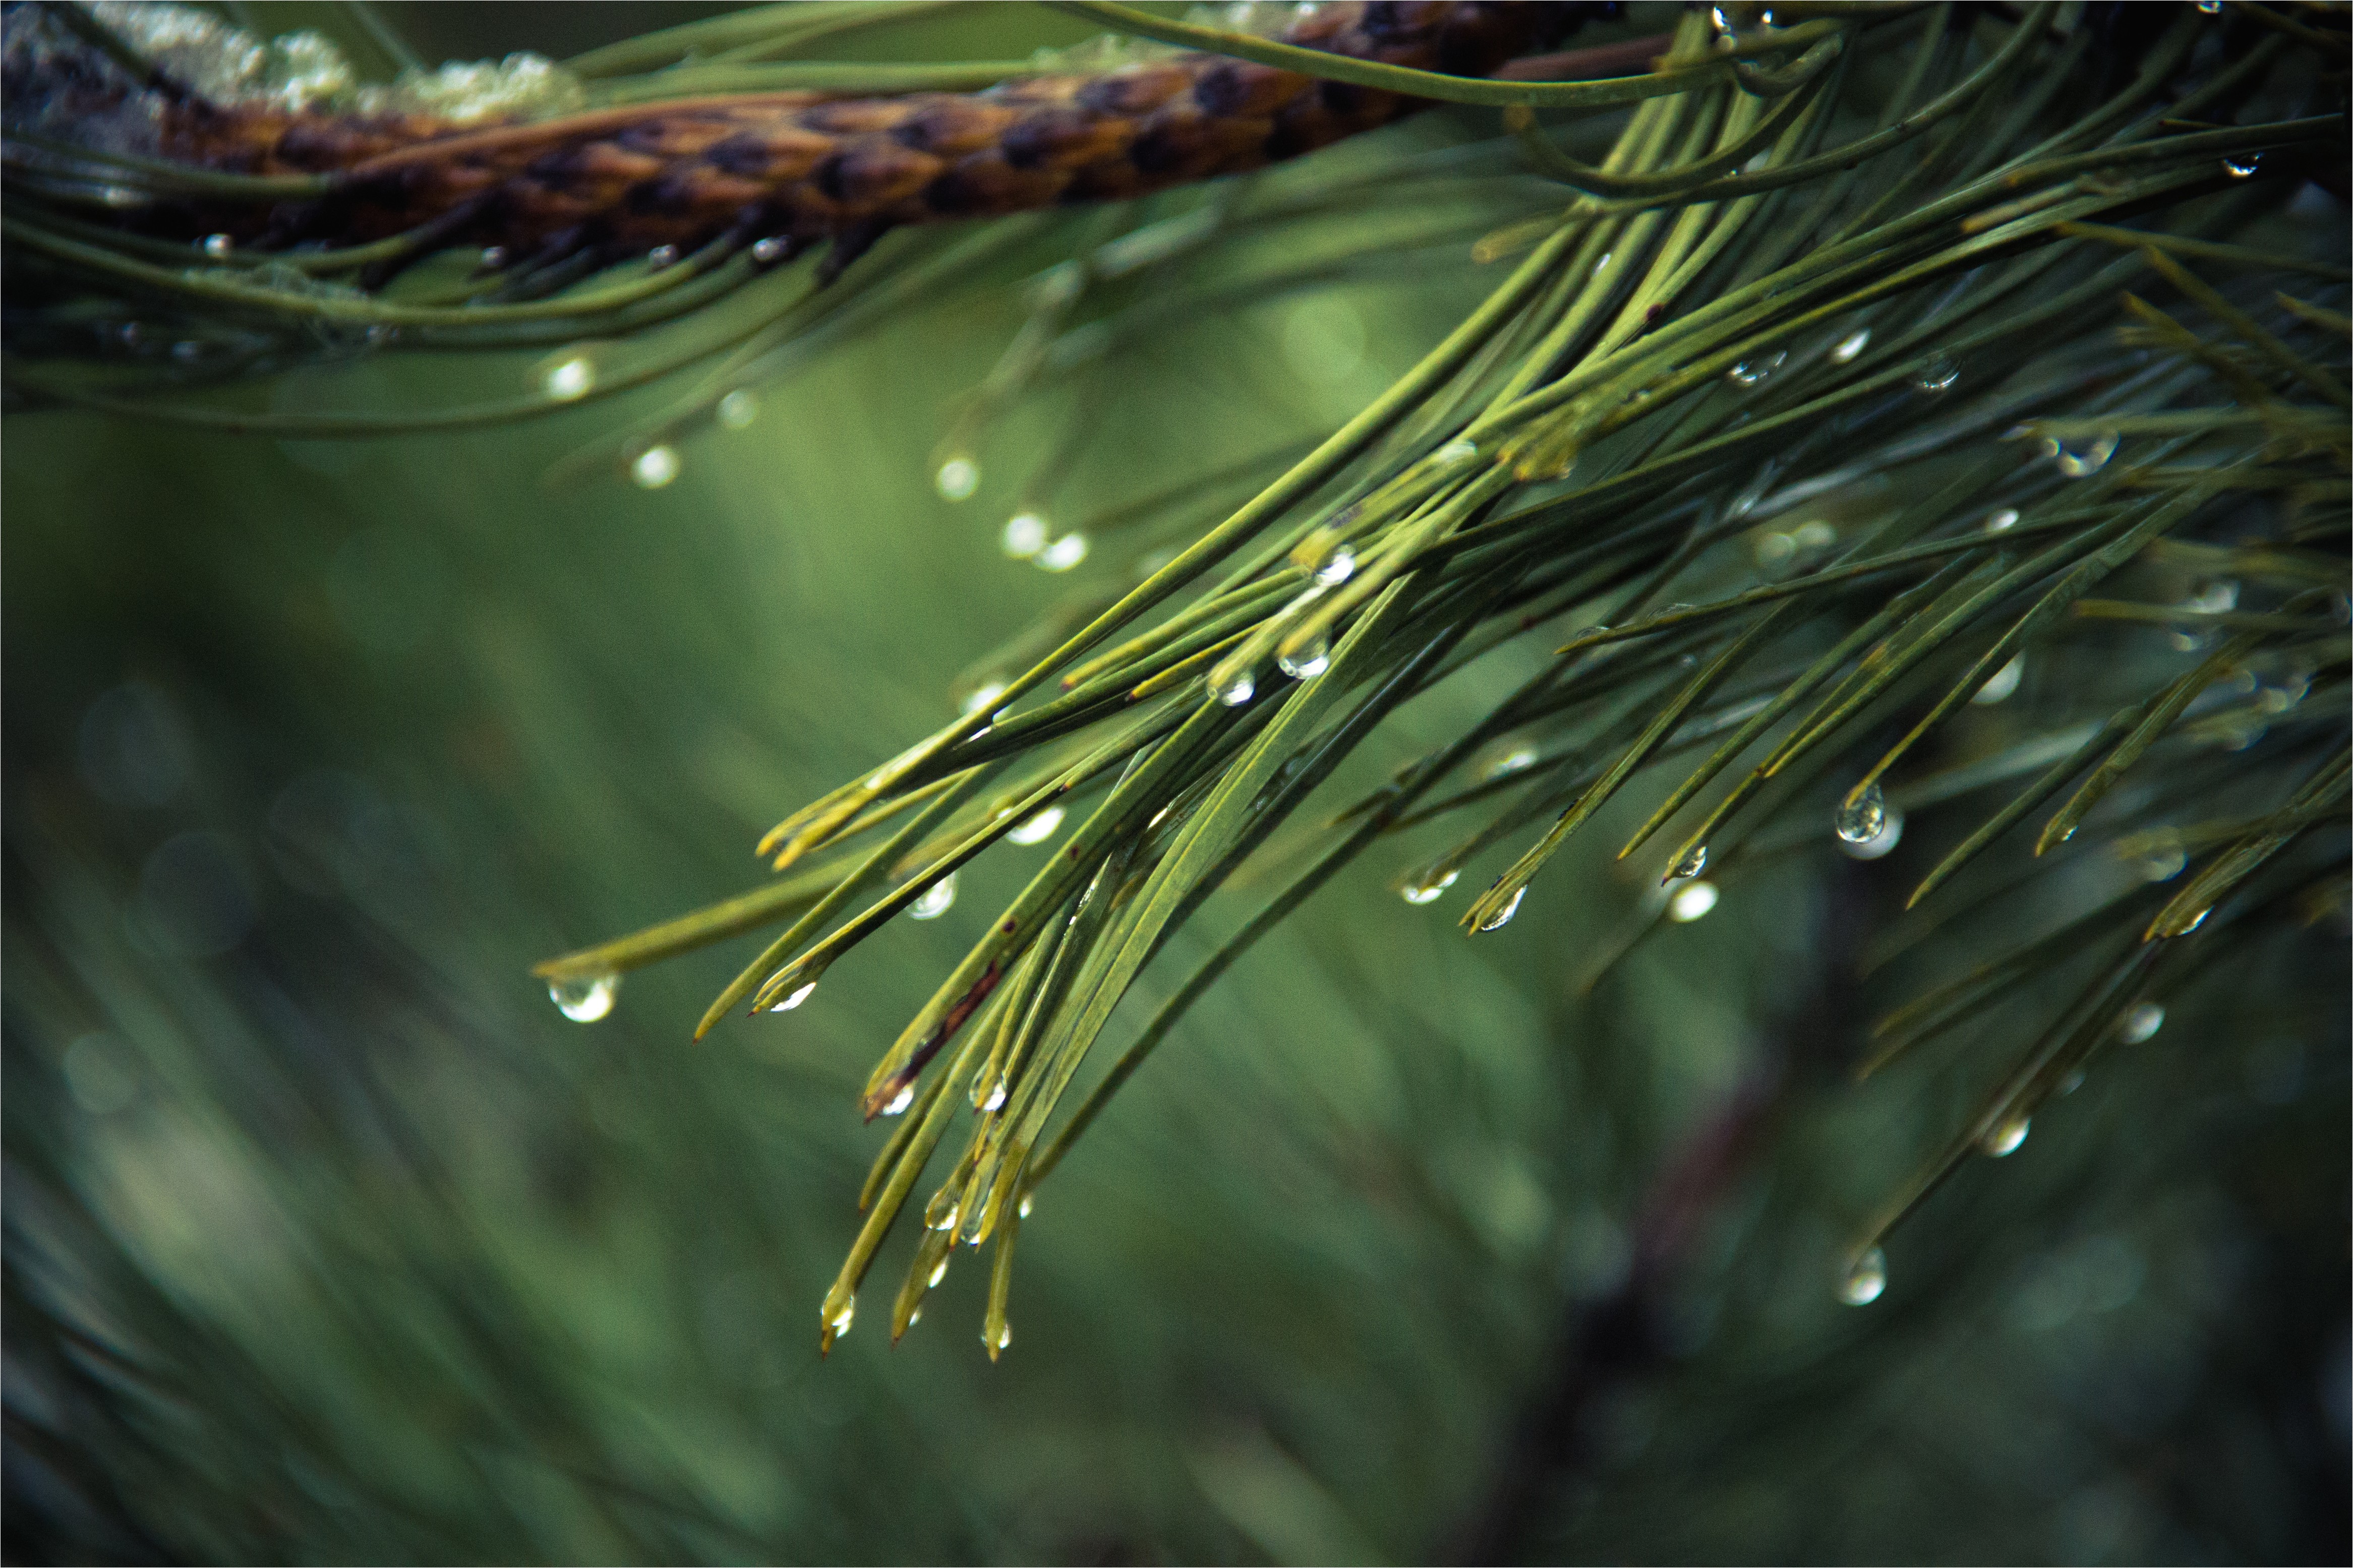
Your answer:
[7,0,2348,1359]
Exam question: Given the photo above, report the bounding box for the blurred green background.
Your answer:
[4,5,2346,1563]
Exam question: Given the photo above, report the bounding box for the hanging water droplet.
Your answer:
[202,232,232,259]
[480,245,508,269]
[1791,520,1836,551]
[1482,744,1539,780]
[925,1189,962,1230]
[1212,668,1257,706]
[881,1084,916,1117]
[1399,867,1459,905]
[631,445,680,489]
[2045,432,2119,477]
[1000,512,1048,558]
[1839,804,1905,860]
[1983,507,2020,535]
[1478,886,1527,932]
[2118,1002,2165,1044]
[1278,638,1330,681]
[1314,545,1357,586]
[717,389,759,430]
[1972,654,2025,705]
[1727,349,1787,387]
[2183,577,2240,614]
[1835,781,1887,844]
[988,1322,1012,1353]
[960,681,1007,718]
[1839,1249,1887,1306]
[2135,838,2189,883]
[1036,533,1089,572]
[1980,1114,2030,1157]
[935,456,980,501]
[2058,1068,2087,1096]
[980,1078,1007,1112]
[1668,880,1720,922]
[769,980,817,1012]
[1018,1193,1034,1219]
[906,1306,922,1327]
[2175,906,2211,933]
[1670,843,1708,880]
[543,355,594,401]
[928,1259,949,1288]
[1754,532,1797,571]
[1915,354,1959,393]
[752,235,791,265]
[1831,328,1871,363]
[1434,438,1479,466]
[646,244,680,270]
[1008,805,1065,845]
[548,973,619,1022]
[825,1290,855,1336]
[909,873,957,921]
[2222,152,2261,178]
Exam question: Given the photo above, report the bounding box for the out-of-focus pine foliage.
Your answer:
[3,3,2347,1563]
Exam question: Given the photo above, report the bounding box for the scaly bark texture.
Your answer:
[60,3,1603,269]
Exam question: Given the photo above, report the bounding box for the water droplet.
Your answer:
[770,980,817,1012]
[548,973,618,1022]
[2197,0,2220,10]
[1399,867,1459,905]
[1791,520,1836,550]
[1831,328,1871,363]
[480,245,508,269]
[2118,1002,2165,1044]
[1478,886,1527,931]
[2174,906,2210,934]
[925,1190,962,1230]
[1212,668,1257,706]
[1036,533,1089,572]
[717,389,759,430]
[1835,781,1887,844]
[631,445,680,489]
[543,355,594,401]
[1008,805,1065,845]
[171,340,204,361]
[2183,577,2239,614]
[1018,1193,1034,1219]
[1980,1114,2030,1157]
[1839,1249,1887,1305]
[1727,349,1787,387]
[1841,804,1905,860]
[1916,354,1959,393]
[988,1322,1012,1353]
[202,232,232,259]
[2222,152,2261,178]
[2135,839,2188,882]
[1314,545,1357,586]
[909,872,957,921]
[1482,745,1538,780]
[2045,432,2119,477]
[1434,438,1479,466]
[906,1306,922,1327]
[1754,532,1797,570]
[1277,638,1330,681]
[1668,880,1719,922]
[1983,507,2020,535]
[1670,843,1708,880]
[2058,1068,2087,1096]
[980,1078,1007,1112]
[929,1260,949,1287]
[825,1291,855,1336]
[752,235,791,265]
[960,681,1007,717]
[935,456,980,501]
[1000,512,1048,558]
[881,1084,916,1116]
[1971,654,2024,705]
